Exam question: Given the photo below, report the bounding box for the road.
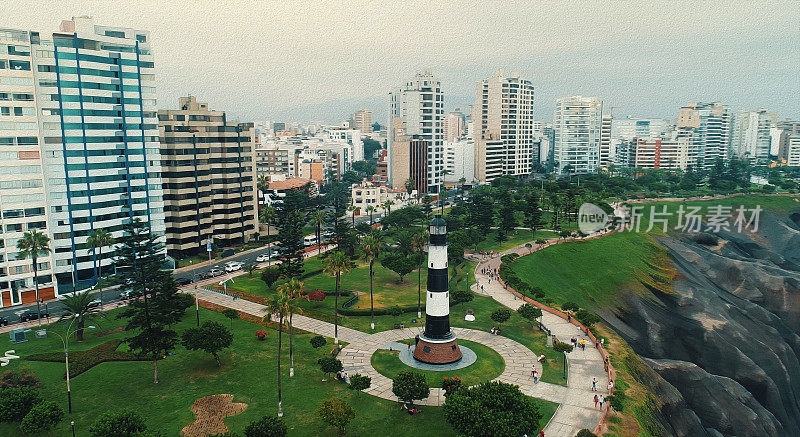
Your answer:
[0,241,335,332]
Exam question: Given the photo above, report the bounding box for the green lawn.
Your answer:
[370,340,504,387]
[0,309,455,437]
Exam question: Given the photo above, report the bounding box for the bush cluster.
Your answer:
[27,339,148,378]
[0,372,64,433]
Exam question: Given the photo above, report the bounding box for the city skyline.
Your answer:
[3,0,798,124]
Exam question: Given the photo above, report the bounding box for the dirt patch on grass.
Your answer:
[181,394,247,437]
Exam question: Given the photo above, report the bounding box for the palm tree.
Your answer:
[361,235,382,330]
[264,288,289,417]
[17,230,51,327]
[365,205,376,225]
[313,209,326,255]
[323,251,351,344]
[86,229,115,306]
[410,231,427,318]
[261,205,277,242]
[278,279,304,377]
[347,205,357,226]
[59,290,102,341]
[382,199,394,217]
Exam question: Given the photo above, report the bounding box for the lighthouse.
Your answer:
[414,214,462,364]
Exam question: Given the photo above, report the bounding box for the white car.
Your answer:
[255,253,271,263]
[90,298,102,307]
[225,262,243,273]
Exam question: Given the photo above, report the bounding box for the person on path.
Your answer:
[608,380,614,393]
[599,394,604,409]
[532,369,538,383]
[592,377,597,391]
[539,429,544,437]
[593,394,598,407]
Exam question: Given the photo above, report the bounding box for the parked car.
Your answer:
[255,253,271,263]
[90,298,102,307]
[225,262,243,273]
[208,267,223,277]
[175,277,192,286]
[0,316,8,326]
[20,310,48,322]
[119,290,133,300]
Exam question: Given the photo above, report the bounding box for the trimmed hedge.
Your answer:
[26,340,148,379]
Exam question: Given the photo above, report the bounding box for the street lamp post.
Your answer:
[563,350,568,381]
[71,421,76,437]
[52,318,95,414]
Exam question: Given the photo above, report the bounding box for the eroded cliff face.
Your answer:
[602,209,800,436]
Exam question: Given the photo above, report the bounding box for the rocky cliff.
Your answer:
[602,209,800,436]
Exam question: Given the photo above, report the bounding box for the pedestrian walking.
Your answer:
[539,429,544,437]
[599,395,604,408]
[532,369,538,383]
[592,377,597,391]
[608,380,614,393]
[593,394,598,408]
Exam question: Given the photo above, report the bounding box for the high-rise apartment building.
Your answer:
[443,139,475,184]
[158,97,257,257]
[731,109,777,162]
[599,113,613,167]
[388,71,443,193]
[353,109,372,134]
[677,102,732,168]
[389,118,428,194]
[610,117,671,141]
[325,128,362,162]
[627,138,695,171]
[553,96,603,174]
[473,70,535,183]
[9,17,167,296]
[0,28,56,306]
[776,121,800,163]
[443,110,465,142]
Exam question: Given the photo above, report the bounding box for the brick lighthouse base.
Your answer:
[413,336,462,364]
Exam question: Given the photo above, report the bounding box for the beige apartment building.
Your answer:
[159,97,258,257]
[354,109,373,134]
[389,118,428,194]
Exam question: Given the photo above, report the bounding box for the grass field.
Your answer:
[371,339,504,387]
[0,308,457,437]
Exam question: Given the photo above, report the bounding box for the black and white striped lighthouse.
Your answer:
[414,214,462,364]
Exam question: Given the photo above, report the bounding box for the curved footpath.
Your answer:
[471,236,610,436]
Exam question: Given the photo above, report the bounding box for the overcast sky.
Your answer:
[3,1,799,123]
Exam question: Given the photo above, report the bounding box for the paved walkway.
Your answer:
[186,287,567,407]
[472,236,609,436]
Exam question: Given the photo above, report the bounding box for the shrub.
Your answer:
[319,357,343,378]
[0,386,42,423]
[255,330,268,341]
[561,301,579,312]
[182,321,234,366]
[90,410,148,437]
[348,374,371,392]
[490,308,511,324]
[310,335,327,349]
[443,381,542,437]
[531,286,545,299]
[243,415,287,437]
[392,371,429,405]
[26,340,147,378]
[307,289,326,302]
[441,376,462,395]
[607,391,628,412]
[575,309,601,327]
[387,306,403,317]
[576,430,598,437]
[19,400,64,433]
[553,339,573,354]
[500,253,519,263]
[517,303,542,327]
[317,397,355,435]
[0,369,41,390]
[451,288,473,304]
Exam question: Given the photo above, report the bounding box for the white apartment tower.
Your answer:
[677,102,733,168]
[553,96,603,174]
[388,71,444,193]
[0,17,166,301]
[473,70,535,183]
[732,108,777,163]
[0,28,56,306]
